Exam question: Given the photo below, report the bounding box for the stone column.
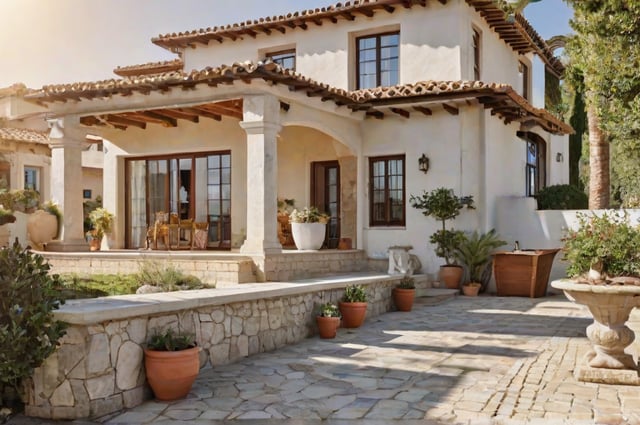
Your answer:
[239,95,282,254]
[46,118,89,252]
[338,155,357,246]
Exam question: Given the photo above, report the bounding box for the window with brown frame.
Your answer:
[472,28,481,81]
[525,138,546,196]
[519,61,530,100]
[356,32,399,89]
[369,155,405,226]
[266,49,296,70]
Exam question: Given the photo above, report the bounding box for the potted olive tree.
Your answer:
[410,187,474,289]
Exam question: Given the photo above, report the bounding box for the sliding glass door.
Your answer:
[126,151,231,249]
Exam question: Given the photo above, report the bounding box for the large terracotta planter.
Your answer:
[494,249,560,298]
[338,301,367,328]
[439,265,463,289]
[291,222,326,250]
[393,288,416,312]
[26,210,58,250]
[316,315,341,338]
[144,346,200,401]
[551,279,640,385]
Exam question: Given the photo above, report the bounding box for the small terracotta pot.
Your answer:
[316,315,341,338]
[338,301,367,328]
[393,288,416,312]
[144,346,200,401]
[462,284,481,297]
[439,265,463,289]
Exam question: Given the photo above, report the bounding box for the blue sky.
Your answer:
[0,0,572,89]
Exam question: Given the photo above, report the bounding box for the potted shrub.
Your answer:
[289,206,330,250]
[393,276,416,311]
[144,328,200,401]
[410,187,474,289]
[88,207,114,250]
[455,229,506,295]
[338,284,367,328]
[551,212,640,382]
[316,303,341,338]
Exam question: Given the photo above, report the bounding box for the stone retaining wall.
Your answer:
[25,274,428,420]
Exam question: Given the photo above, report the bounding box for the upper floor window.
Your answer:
[24,166,43,202]
[472,28,481,80]
[525,138,546,196]
[357,32,399,89]
[266,49,296,70]
[519,61,529,100]
[369,155,405,226]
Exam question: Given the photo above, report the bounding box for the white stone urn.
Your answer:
[26,209,58,250]
[291,222,326,250]
[551,279,640,385]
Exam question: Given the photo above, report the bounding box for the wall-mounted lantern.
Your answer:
[556,152,564,163]
[418,154,430,174]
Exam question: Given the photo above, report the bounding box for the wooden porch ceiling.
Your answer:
[79,100,243,130]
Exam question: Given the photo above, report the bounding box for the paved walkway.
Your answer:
[10,293,640,424]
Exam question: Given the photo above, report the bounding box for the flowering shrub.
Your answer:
[562,212,640,278]
[0,241,66,410]
[289,206,329,224]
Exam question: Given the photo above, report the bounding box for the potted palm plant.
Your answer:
[316,303,341,338]
[289,206,330,250]
[393,276,416,311]
[410,187,474,289]
[88,207,114,250]
[144,328,200,401]
[454,229,506,295]
[338,284,367,328]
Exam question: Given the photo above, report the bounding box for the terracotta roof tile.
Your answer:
[0,83,33,99]
[0,127,49,144]
[25,61,572,135]
[113,59,184,77]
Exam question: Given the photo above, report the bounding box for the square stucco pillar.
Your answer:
[239,95,282,255]
[46,118,89,252]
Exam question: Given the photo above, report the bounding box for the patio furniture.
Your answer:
[493,249,560,297]
[148,211,170,250]
[169,218,194,250]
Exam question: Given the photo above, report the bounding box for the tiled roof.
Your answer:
[0,83,32,99]
[25,62,572,135]
[0,127,49,144]
[151,0,564,77]
[114,59,184,77]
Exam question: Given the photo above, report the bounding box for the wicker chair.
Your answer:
[147,211,170,250]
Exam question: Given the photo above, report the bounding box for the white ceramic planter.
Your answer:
[291,222,326,250]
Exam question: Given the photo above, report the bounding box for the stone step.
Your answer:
[415,287,459,306]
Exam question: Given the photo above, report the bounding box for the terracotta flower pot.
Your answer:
[316,315,341,338]
[439,265,463,290]
[462,284,480,297]
[144,346,200,401]
[338,301,367,328]
[393,288,416,311]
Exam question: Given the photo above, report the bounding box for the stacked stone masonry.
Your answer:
[25,274,427,420]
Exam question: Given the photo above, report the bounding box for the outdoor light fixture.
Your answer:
[418,154,430,174]
[556,152,564,163]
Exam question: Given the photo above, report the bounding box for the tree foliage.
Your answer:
[565,0,640,207]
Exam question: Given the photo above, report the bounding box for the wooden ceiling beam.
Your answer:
[366,110,384,119]
[141,111,178,127]
[107,114,147,129]
[442,103,459,115]
[390,107,410,118]
[413,106,432,116]
[183,107,222,121]
[154,108,200,123]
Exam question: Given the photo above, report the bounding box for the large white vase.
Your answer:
[291,222,326,250]
[26,210,58,250]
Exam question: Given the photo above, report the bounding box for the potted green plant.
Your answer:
[454,229,506,296]
[551,212,640,381]
[410,187,474,289]
[316,303,341,338]
[393,276,416,311]
[144,328,200,401]
[88,207,114,250]
[338,284,368,328]
[0,206,16,226]
[289,206,330,250]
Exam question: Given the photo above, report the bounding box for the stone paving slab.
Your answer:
[8,294,640,425]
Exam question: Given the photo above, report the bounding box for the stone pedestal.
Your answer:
[551,279,640,385]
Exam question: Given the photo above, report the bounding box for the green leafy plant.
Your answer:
[454,229,506,284]
[134,261,205,291]
[0,206,16,225]
[535,184,588,210]
[42,200,63,239]
[397,276,416,289]
[410,187,474,265]
[318,303,341,317]
[0,240,67,409]
[343,284,367,303]
[277,198,296,215]
[88,207,114,240]
[289,206,330,224]
[147,328,196,351]
[562,212,640,279]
